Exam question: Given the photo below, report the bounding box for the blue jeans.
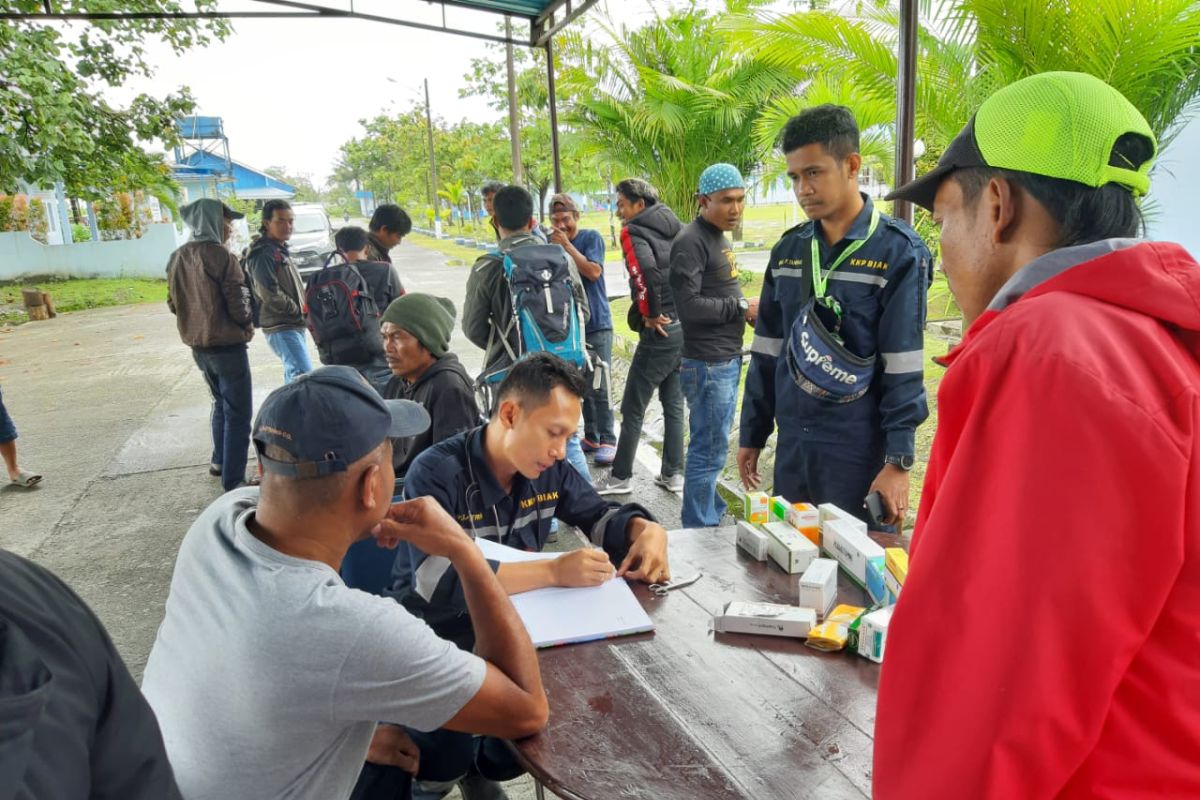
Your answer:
[679,356,741,528]
[565,434,590,482]
[0,385,17,445]
[265,328,312,384]
[192,346,253,492]
[583,329,616,445]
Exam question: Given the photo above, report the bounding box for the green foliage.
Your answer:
[0,193,48,241]
[557,5,797,220]
[0,277,168,326]
[0,1,230,198]
[263,166,320,202]
[71,222,92,242]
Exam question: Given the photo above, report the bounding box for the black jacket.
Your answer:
[0,550,180,799]
[620,202,682,330]
[669,216,747,361]
[244,237,306,333]
[384,353,481,477]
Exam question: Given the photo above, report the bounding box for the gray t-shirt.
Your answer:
[142,488,486,800]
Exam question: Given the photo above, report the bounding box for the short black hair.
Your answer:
[615,178,659,207]
[260,199,292,232]
[780,104,860,161]
[334,225,369,253]
[495,353,587,413]
[493,185,534,231]
[952,132,1154,248]
[481,180,505,198]
[369,204,412,237]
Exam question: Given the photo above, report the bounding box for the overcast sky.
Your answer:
[104,0,710,187]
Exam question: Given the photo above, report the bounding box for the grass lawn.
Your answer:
[0,278,169,327]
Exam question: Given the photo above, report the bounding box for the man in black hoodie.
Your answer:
[596,178,686,497]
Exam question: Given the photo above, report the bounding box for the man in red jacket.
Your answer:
[876,71,1200,798]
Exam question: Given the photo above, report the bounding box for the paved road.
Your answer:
[0,241,686,800]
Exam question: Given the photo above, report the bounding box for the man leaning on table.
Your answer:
[141,366,547,800]
[875,72,1200,798]
[386,352,670,799]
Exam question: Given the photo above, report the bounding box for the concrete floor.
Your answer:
[0,241,685,800]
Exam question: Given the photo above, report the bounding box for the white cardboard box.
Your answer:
[857,605,894,663]
[710,601,817,638]
[799,558,839,617]
[763,521,819,574]
[824,518,885,585]
[736,520,769,561]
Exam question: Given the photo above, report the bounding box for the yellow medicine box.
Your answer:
[743,491,770,524]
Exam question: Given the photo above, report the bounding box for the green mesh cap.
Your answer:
[887,71,1157,211]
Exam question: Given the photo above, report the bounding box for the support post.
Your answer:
[892,0,919,225]
[545,38,563,194]
[424,77,441,237]
[506,16,523,185]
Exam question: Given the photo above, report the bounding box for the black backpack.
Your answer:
[303,253,385,366]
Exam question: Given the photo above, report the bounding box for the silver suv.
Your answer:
[289,203,334,276]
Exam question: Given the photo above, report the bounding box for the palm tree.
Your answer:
[437,179,468,229]
[558,2,798,223]
[727,0,1200,171]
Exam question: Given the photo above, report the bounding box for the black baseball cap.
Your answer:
[887,71,1156,211]
[252,366,429,478]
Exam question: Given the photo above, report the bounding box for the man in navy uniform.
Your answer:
[738,105,931,528]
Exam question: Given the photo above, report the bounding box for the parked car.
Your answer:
[289,203,334,277]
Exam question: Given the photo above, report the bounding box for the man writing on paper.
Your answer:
[388,353,669,799]
[875,72,1200,797]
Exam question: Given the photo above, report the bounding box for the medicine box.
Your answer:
[763,521,819,574]
[883,567,902,604]
[769,495,788,522]
[823,518,885,588]
[710,601,817,639]
[818,503,867,546]
[865,556,888,606]
[798,558,838,618]
[735,520,769,561]
[856,605,894,663]
[785,502,821,546]
[885,547,908,583]
[743,491,770,524]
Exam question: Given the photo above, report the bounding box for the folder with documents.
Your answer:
[476,538,655,648]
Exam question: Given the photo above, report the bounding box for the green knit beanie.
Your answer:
[379,293,457,357]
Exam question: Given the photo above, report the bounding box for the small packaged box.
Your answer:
[785,502,821,546]
[824,518,885,588]
[735,520,769,561]
[769,495,791,522]
[856,605,894,663]
[818,503,867,545]
[710,601,817,639]
[743,491,770,524]
[805,603,867,652]
[763,521,819,574]
[865,556,888,605]
[885,548,909,583]
[883,568,902,604]
[798,558,838,617]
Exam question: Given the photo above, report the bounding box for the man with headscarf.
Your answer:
[166,198,256,492]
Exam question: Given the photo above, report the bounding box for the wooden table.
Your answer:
[513,526,898,800]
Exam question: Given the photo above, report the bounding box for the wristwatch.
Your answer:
[884,454,915,471]
[737,297,750,313]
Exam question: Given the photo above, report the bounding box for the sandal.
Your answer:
[10,470,42,488]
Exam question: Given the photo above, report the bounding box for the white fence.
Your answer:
[0,223,187,281]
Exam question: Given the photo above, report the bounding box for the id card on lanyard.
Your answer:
[810,207,880,334]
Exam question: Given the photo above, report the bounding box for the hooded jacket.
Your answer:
[620,202,682,331]
[875,240,1200,798]
[166,202,253,349]
[383,353,480,477]
[244,236,306,333]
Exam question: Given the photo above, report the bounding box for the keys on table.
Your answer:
[649,572,703,597]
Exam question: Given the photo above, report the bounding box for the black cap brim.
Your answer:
[221,202,245,220]
[886,116,987,212]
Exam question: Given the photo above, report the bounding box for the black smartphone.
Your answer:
[864,491,888,528]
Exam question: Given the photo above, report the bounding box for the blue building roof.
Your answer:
[172,151,296,201]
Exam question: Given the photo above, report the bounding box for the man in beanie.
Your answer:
[380,293,479,480]
[669,163,757,527]
[142,367,547,800]
[166,197,255,491]
[875,72,1200,797]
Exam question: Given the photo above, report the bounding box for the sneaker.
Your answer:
[208,463,222,477]
[655,473,684,494]
[593,444,617,465]
[580,437,601,453]
[458,774,509,800]
[596,476,633,496]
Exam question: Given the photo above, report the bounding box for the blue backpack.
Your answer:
[481,244,587,385]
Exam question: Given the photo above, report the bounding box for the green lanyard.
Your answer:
[810,207,881,313]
